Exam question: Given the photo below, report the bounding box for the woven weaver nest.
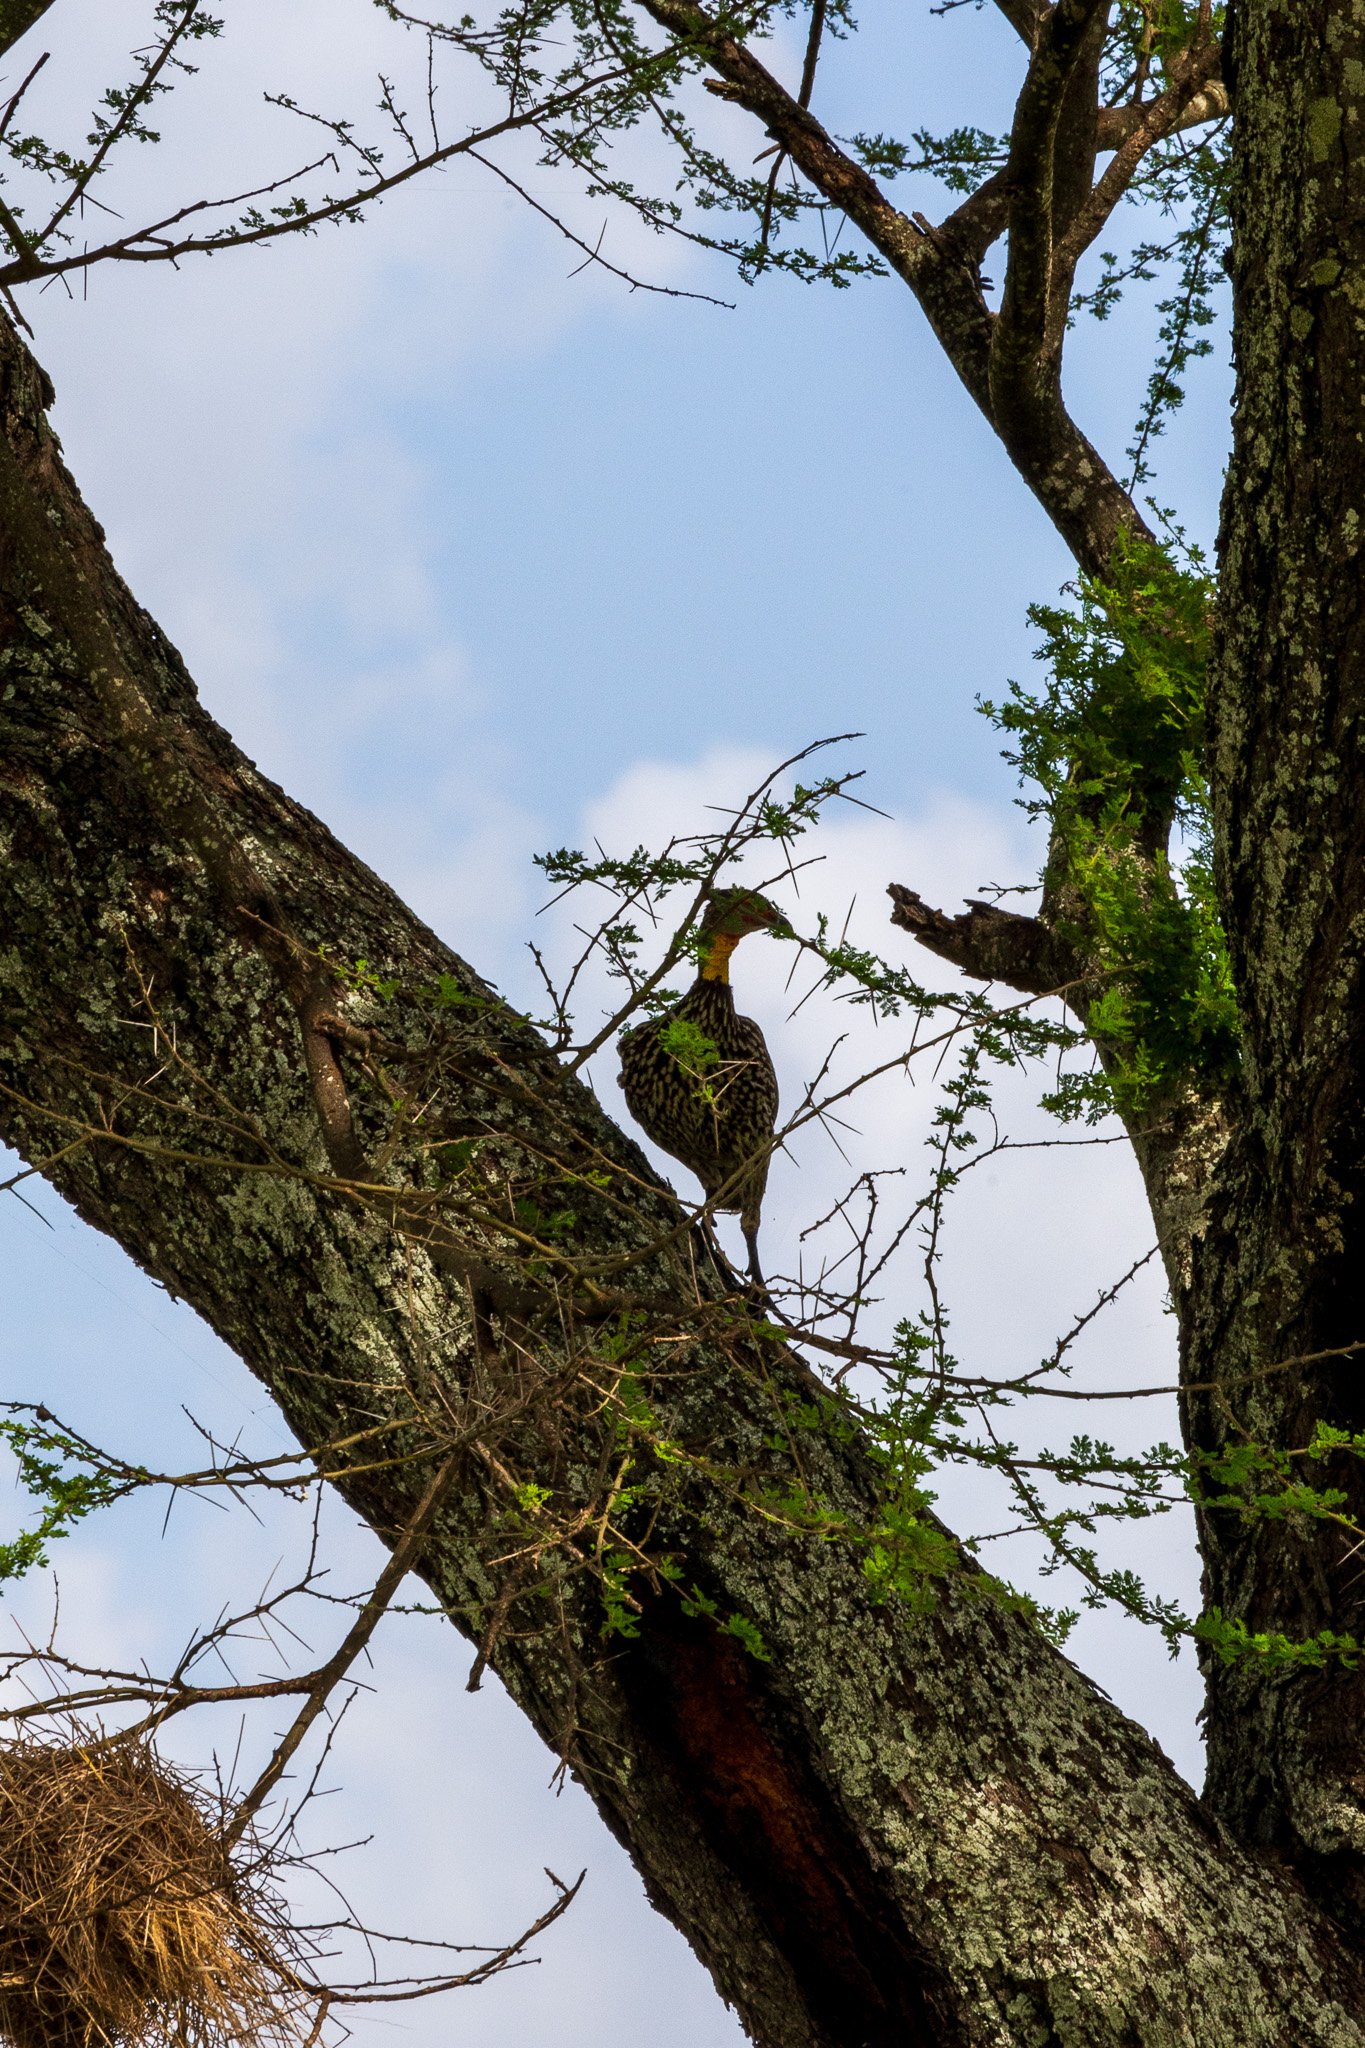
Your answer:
[0,1736,310,2048]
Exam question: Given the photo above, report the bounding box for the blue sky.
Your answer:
[0,5,1233,2042]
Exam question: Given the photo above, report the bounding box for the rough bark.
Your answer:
[1190,0,1365,1939]
[0,1,54,60]
[3,323,1365,2043]
[801,0,1365,1964]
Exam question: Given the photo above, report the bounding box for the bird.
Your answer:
[618,887,782,1284]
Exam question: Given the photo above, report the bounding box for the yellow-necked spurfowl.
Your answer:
[618,888,782,1282]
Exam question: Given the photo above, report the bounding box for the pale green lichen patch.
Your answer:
[1310,97,1344,163]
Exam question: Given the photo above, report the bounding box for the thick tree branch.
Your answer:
[990,0,1109,439]
[973,12,1219,583]
[1096,76,1230,151]
[945,34,1223,273]
[1060,40,1225,273]
[938,162,1015,271]
[0,0,52,60]
[1051,2,1110,243]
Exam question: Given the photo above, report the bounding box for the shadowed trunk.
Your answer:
[1189,0,1365,1940]
[0,3,55,61]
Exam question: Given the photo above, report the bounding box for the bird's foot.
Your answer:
[742,1230,773,1315]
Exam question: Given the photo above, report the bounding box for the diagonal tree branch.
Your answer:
[989,0,1110,448]
[1060,39,1225,273]
[939,161,1015,271]
[944,18,1228,277]
[0,0,53,60]
[1051,0,1111,243]
[1096,75,1229,151]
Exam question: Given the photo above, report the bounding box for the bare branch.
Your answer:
[468,149,733,305]
[227,1452,460,1844]
[0,67,640,288]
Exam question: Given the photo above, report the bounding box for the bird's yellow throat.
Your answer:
[700,932,739,983]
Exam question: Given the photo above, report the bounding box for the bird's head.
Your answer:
[696,888,785,981]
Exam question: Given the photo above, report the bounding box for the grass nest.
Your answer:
[0,1735,311,2048]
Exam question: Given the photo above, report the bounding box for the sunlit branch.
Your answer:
[1059,39,1224,274]
[1096,75,1228,151]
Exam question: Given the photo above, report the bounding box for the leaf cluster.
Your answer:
[983,533,1238,1118]
[0,1415,138,1586]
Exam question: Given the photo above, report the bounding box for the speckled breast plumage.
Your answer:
[618,976,779,1229]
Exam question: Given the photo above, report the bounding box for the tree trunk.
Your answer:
[0,3,55,60]
[3,300,1365,2043]
[1187,0,1365,1942]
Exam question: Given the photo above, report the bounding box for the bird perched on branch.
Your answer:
[618,888,782,1284]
